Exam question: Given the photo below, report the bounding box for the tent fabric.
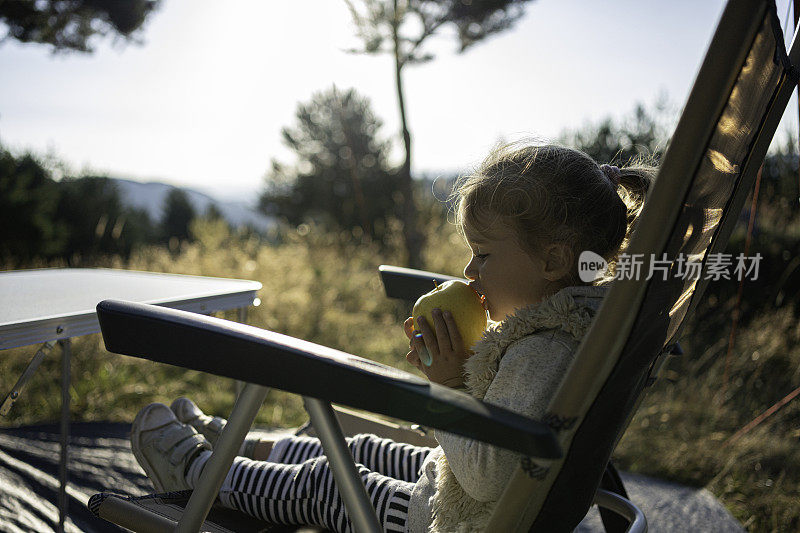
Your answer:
[0,422,150,533]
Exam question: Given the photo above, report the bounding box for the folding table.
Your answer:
[0,268,261,532]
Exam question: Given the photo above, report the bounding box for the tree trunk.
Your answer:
[393,0,425,268]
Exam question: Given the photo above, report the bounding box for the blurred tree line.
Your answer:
[0,143,214,266]
[0,0,161,53]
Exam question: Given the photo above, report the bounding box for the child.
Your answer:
[126,143,653,532]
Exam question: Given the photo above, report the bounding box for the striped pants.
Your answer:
[216,434,434,532]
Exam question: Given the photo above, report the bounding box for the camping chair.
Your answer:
[87,0,799,530]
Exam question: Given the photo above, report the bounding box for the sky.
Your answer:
[1,0,798,202]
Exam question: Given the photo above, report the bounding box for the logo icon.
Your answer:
[578,251,608,282]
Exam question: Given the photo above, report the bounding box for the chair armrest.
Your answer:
[378,265,462,302]
[97,299,560,459]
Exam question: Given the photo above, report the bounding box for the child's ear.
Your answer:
[542,243,573,281]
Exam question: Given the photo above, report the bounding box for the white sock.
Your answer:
[184,450,211,488]
[239,436,261,458]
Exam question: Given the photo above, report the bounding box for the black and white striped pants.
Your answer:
[217,433,434,532]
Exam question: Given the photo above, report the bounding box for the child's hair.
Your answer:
[453,142,656,286]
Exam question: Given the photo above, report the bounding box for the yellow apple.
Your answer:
[412,280,488,364]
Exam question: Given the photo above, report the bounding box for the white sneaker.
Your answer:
[130,403,211,492]
[170,397,226,447]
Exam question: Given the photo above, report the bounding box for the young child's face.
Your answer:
[463,222,553,321]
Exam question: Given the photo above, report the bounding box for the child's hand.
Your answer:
[403,310,470,389]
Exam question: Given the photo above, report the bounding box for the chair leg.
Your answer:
[303,397,382,533]
[599,461,630,533]
[175,383,270,533]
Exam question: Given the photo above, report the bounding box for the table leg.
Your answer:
[58,338,71,533]
[233,307,248,398]
[1,341,55,416]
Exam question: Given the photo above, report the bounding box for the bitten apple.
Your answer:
[412,280,488,365]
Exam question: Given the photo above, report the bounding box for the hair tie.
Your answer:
[600,164,621,187]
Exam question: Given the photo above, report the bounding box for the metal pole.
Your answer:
[1,341,55,416]
[303,397,382,533]
[234,308,248,398]
[58,338,71,533]
[175,382,269,533]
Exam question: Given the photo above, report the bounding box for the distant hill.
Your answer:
[112,178,278,233]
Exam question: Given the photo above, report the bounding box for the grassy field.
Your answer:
[1,215,798,531]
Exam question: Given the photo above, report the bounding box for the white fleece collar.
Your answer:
[429,284,608,532]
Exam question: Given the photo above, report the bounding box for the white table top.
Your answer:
[0,268,262,350]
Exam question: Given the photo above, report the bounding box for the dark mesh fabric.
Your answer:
[660,11,786,341]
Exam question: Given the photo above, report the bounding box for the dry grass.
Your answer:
[615,291,800,531]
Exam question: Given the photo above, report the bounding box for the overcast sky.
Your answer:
[1,0,797,201]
